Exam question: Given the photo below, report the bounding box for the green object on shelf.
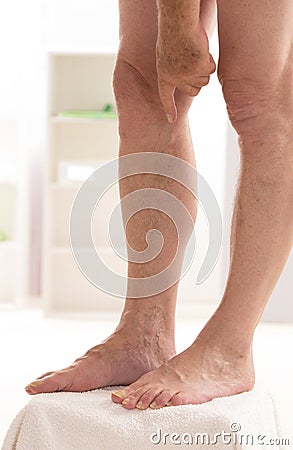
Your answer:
[58,104,117,120]
[0,230,8,242]
[103,103,112,112]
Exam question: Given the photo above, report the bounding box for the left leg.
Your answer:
[113,0,293,409]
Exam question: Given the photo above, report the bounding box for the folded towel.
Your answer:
[2,387,286,450]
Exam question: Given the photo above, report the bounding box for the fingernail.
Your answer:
[166,402,173,407]
[122,398,129,405]
[150,402,157,409]
[167,114,174,123]
[113,390,126,398]
[136,401,144,409]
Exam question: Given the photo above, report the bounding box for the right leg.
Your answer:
[25,0,216,394]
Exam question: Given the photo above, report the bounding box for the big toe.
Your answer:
[25,370,73,394]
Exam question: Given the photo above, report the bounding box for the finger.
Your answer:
[184,76,210,90]
[209,53,217,74]
[193,76,210,87]
[157,79,177,123]
[177,83,201,97]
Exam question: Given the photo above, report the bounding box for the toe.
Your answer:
[167,392,186,406]
[149,390,175,409]
[112,376,149,404]
[136,387,163,410]
[111,387,135,404]
[121,386,151,410]
[25,372,54,392]
[25,370,73,394]
[25,376,57,394]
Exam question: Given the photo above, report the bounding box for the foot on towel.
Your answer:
[112,314,255,409]
[25,312,175,395]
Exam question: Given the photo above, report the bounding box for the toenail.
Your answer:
[113,390,126,398]
[166,402,173,407]
[150,402,157,409]
[27,381,43,388]
[122,398,129,405]
[136,401,144,409]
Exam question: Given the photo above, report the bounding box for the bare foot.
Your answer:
[112,318,255,409]
[25,313,175,395]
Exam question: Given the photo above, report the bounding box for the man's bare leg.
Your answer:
[112,0,293,409]
[25,0,216,395]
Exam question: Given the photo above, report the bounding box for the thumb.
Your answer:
[158,79,177,123]
[208,53,217,74]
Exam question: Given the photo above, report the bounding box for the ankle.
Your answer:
[196,308,254,360]
[121,297,175,332]
[117,304,175,353]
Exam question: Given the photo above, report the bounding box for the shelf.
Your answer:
[48,53,117,115]
[50,116,117,125]
[49,247,117,254]
[47,46,118,56]
[49,119,119,178]
[49,181,82,190]
[48,183,117,191]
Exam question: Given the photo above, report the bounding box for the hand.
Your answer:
[156,22,216,123]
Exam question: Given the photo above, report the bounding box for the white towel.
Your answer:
[2,387,286,450]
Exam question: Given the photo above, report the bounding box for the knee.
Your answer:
[218,67,292,141]
[113,55,164,135]
[218,66,293,184]
[113,55,160,111]
[113,53,192,138]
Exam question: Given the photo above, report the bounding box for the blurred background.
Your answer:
[0,0,292,444]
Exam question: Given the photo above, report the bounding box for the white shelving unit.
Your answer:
[43,49,125,313]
